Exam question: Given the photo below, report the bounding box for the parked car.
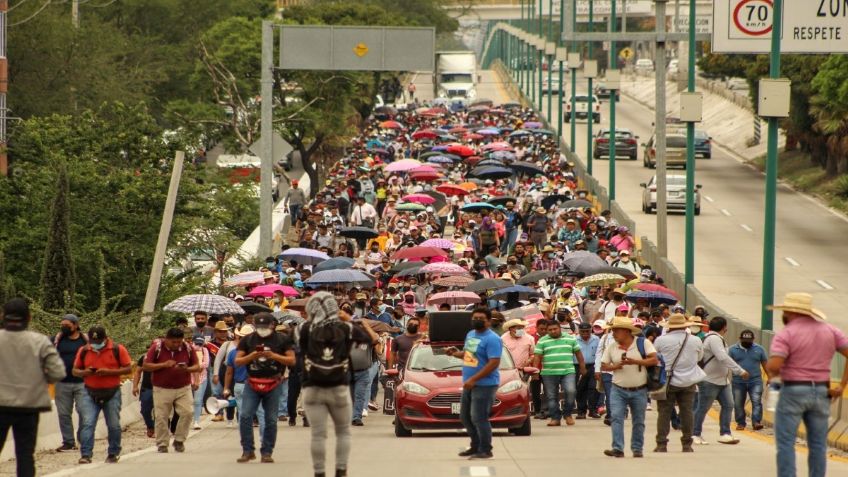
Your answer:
[640,174,702,215]
[593,128,638,160]
[593,83,620,102]
[694,130,712,159]
[667,59,679,74]
[635,58,654,72]
[389,341,534,437]
[564,94,601,123]
[642,131,688,169]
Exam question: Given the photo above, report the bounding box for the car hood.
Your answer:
[403,368,520,390]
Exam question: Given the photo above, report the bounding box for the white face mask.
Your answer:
[514,329,526,338]
[256,328,273,338]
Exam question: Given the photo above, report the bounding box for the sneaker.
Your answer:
[752,423,764,431]
[633,451,644,458]
[736,424,746,431]
[646,403,653,411]
[78,456,92,464]
[227,420,235,428]
[564,416,575,426]
[603,449,624,458]
[469,452,493,459]
[458,448,477,457]
[261,454,274,463]
[367,401,379,411]
[603,418,611,426]
[105,454,120,464]
[278,416,288,422]
[193,420,202,430]
[362,409,368,417]
[173,441,185,453]
[158,446,168,453]
[56,444,77,452]
[351,419,364,426]
[211,415,224,422]
[589,412,602,419]
[717,434,740,445]
[693,435,709,445]
[237,452,256,463]
[288,419,297,427]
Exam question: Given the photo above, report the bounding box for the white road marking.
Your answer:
[468,466,493,477]
[816,280,834,290]
[720,209,732,216]
[740,224,753,232]
[705,196,715,203]
[784,257,800,267]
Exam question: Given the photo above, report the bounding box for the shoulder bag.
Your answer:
[649,333,689,401]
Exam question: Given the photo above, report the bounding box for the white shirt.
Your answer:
[601,337,656,388]
[350,203,378,225]
[653,330,706,388]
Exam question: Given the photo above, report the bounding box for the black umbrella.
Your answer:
[397,265,424,277]
[558,199,593,209]
[509,161,545,176]
[488,196,517,207]
[581,265,638,280]
[561,251,608,272]
[239,301,272,314]
[464,279,512,293]
[516,270,556,285]
[541,194,573,210]
[338,226,379,240]
[502,102,522,109]
[314,257,356,273]
[391,261,425,273]
[469,166,514,180]
[470,98,494,107]
[477,159,506,167]
[419,190,448,214]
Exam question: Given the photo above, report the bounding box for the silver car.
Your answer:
[640,175,702,215]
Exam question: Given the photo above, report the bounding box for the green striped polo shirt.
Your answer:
[534,335,578,376]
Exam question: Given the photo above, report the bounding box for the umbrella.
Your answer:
[436,184,469,196]
[338,226,379,240]
[374,105,397,116]
[510,161,545,176]
[477,128,501,136]
[163,294,244,315]
[427,155,455,164]
[467,105,490,114]
[461,202,496,213]
[625,290,679,306]
[489,150,516,161]
[574,273,629,288]
[524,121,543,129]
[491,285,542,300]
[464,133,484,141]
[477,159,506,167]
[395,202,426,212]
[420,238,455,249]
[581,265,639,280]
[391,246,448,260]
[402,194,436,205]
[246,284,300,298]
[631,283,681,299]
[487,196,516,207]
[469,165,513,180]
[239,300,273,314]
[464,278,512,293]
[385,159,423,172]
[397,265,424,277]
[558,199,593,209]
[449,126,469,134]
[379,120,403,129]
[470,98,494,107]
[408,171,442,181]
[433,275,475,287]
[391,261,425,273]
[306,269,375,287]
[279,248,330,266]
[502,101,522,109]
[410,165,438,174]
[224,271,264,287]
[313,256,355,273]
[536,129,555,136]
[458,182,479,191]
[446,144,476,157]
[427,291,481,307]
[516,270,556,285]
[561,251,608,271]
[419,151,448,159]
[481,142,513,151]
[509,129,533,138]
[541,194,573,210]
[419,191,448,213]
[420,262,468,276]
[412,129,439,140]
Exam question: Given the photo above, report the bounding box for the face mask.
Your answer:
[91,342,106,351]
[256,328,273,338]
[405,296,414,303]
[588,293,598,299]
[356,300,366,306]
[407,324,419,334]
[371,247,379,252]
[741,341,753,349]
[514,329,526,337]
[476,264,485,270]
[196,321,207,329]
[60,326,73,336]
[547,253,555,259]
[471,319,486,331]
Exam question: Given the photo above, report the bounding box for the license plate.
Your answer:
[451,402,461,414]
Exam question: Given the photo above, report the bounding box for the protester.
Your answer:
[575,322,601,419]
[350,319,381,426]
[0,298,66,477]
[132,353,155,438]
[501,319,535,368]
[728,329,769,431]
[533,321,585,426]
[390,316,423,371]
[53,313,89,453]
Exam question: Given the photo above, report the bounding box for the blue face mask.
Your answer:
[91,342,106,351]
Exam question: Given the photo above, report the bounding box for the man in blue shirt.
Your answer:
[447,307,502,460]
[575,322,601,419]
[728,329,769,431]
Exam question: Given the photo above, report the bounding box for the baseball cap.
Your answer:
[88,325,107,341]
[578,322,591,331]
[254,313,275,327]
[62,313,80,324]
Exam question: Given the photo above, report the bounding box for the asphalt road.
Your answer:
[534,72,848,331]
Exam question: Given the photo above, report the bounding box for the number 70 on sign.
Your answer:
[729,0,774,38]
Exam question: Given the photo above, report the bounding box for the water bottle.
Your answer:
[766,378,782,412]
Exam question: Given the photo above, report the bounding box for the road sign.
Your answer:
[712,0,848,53]
[353,42,369,57]
[619,47,634,60]
[549,0,652,16]
[249,132,292,159]
[674,16,713,34]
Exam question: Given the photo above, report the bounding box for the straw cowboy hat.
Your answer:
[605,316,641,335]
[503,319,528,330]
[767,292,827,321]
[662,313,694,330]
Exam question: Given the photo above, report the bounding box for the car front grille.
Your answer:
[427,393,501,408]
[447,89,467,98]
[503,406,525,416]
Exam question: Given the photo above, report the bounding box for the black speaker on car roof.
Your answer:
[428,311,472,343]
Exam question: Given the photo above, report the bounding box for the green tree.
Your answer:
[810,55,848,176]
[40,161,75,310]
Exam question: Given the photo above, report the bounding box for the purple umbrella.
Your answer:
[279,248,330,266]
[524,121,543,129]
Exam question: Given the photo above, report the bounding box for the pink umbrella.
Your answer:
[420,262,468,276]
[427,291,481,306]
[420,238,454,249]
[402,194,436,204]
[385,159,423,172]
[224,271,264,287]
[246,284,300,298]
[482,142,513,151]
[410,165,438,174]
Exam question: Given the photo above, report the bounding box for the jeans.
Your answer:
[79,390,122,458]
[239,381,283,455]
[288,369,303,423]
[693,381,734,437]
[541,374,577,420]
[0,412,39,477]
[459,385,498,454]
[609,385,647,453]
[576,371,599,415]
[278,379,289,417]
[139,388,155,430]
[733,380,764,426]
[501,228,518,255]
[54,381,87,447]
[656,384,696,446]
[370,365,380,401]
[192,378,208,422]
[351,362,379,420]
[303,385,352,474]
[775,384,830,477]
[530,378,544,414]
[601,373,613,411]
[289,204,302,227]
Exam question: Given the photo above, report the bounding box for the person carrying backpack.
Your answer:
[299,292,354,477]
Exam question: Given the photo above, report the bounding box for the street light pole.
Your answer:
[761,0,783,331]
[569,0,577,152]
[587,1,594,174]
[655,0,669,258]
[538,0,544,113]
[684,0,696,290]
[608,0,618,204]
[259,21,275,259]
[557,1,564,139]
[546,0,553,123]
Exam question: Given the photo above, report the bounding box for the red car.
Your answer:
[388,341,534,437]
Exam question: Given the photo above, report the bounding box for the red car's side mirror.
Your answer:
[522,367,540,375]
[385,368,400,377]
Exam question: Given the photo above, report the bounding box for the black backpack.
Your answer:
[303,321,350,386]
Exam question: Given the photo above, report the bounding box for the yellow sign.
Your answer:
[619,47,634,61]
[353,42,369,57]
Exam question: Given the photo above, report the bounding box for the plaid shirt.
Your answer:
[532,257,561,272]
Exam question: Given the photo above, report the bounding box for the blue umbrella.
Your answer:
[477,159,506,167]
[366,139,385,149]
[427,155,455,164]
[279,248,330,266]
[491,285,542,300]
[305,269,375,288]
[313,257,355,273]
[469,165,514,180]
[509,129,532,138]
[461,202,496,212]
[625,290,679,306]
[489,150,516,161]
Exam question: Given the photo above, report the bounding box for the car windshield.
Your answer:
[441,74,473,84]
[407,344,515,371]
[667,176,687,186]
[601,130,632,139]
[695,131,709,139]
[574,95,592,102]
[667,136,687,148]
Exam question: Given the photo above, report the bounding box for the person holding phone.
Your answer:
[445,307,502,460]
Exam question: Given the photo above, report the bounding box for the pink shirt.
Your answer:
[770,316,848,382]
[502,333,536,368]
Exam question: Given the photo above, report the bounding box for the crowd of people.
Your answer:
[0,99,846,477]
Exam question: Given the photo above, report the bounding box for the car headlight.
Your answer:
[466,89,477,99]
[497,380,524,394]
[400,382,430,396]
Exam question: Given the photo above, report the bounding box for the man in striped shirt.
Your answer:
[533,322,587,426]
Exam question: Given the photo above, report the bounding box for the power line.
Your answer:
[9,0,51,27]
[8,0,34,13]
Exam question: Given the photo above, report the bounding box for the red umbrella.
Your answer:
[410,165,438,174]
[447,144,476,157]
[464,133,484,141]
[391,246,448,260]
[632,283,680,299]
[449,126,468,134]
[379,120,403,129]
[465,156,483,166]
[412,129,439,140]
[435,184,469,196]
[409,171,442,182]
[402,193,436,204]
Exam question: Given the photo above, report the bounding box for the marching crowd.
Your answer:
[0,99,847,477]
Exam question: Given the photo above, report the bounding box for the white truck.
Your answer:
[435,51,478,102]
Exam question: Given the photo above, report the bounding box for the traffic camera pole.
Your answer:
[761,0,783,332]
[587,1,594,175]
[655,0,669,259]
[684,0,696,291]
[259,21,275,259]
[608,0,617,204]
[531,2,536,106]
[569,0,577,152]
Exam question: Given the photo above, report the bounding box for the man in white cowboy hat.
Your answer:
[653,313,705,453]
[600,316,658,458]
[501,319,535,368]
[765,292,848,477]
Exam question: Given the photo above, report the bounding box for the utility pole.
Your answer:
[259,21,275,259]
[556,0,564,139]
[537,0,544,113]
[683,0,697,293]
[608,0,618,204]
[655,0,668,258]
[72,0,80,28]
[586,0,594,174]
[568,0,577,152]
[0,0,7,177]
[546,0,553,123]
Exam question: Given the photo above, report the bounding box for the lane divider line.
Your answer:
[705,195,715,203]
[816,279,835,290]
[784,257,800,267]
[740,224,753,232]
[721,208,732,216]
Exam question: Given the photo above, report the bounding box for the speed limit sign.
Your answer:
[730,0,773,38]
